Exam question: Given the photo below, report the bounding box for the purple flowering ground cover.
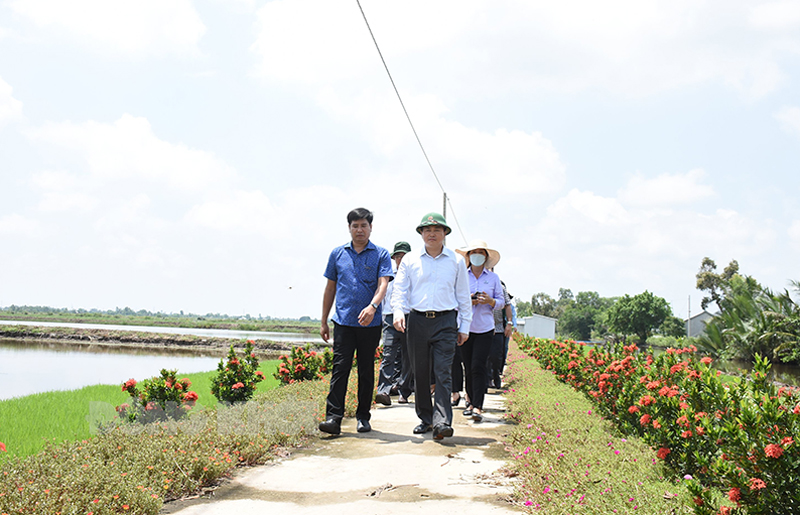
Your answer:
[503,345,696,514]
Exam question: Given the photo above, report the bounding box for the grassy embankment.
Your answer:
[0,360,280,462]
[503,347,694,514]
[0,311,318,333]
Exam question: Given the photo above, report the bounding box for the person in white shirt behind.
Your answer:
[375,241,413,405]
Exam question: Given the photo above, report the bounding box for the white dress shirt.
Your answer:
[391,246,472,334]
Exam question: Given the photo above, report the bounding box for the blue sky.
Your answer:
[1,0,799,320]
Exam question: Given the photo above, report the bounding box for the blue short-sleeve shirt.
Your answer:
[324,240,393,327]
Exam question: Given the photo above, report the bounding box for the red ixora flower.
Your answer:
[122,378,137,392]
[628,405,640,414]
[657,447,670,459]
[728,487,740,502]
[232,382,245,390]
[700,356,713,365]
[781,437,794,446]
[765,443,784,458]
[749,478,767,490]
[0,441,6,452]
[640,414,652,425]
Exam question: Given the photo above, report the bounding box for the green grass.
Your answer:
[504,347,694,514]
[0,379,328,515]
[0,360,280,462]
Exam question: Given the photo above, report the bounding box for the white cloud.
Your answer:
[750,1,800,30]
[184,190,275,232]
[618,169,715,207]
[31,170,98,212]
[504,188,778,317]
[774,105,800,138]
[252,0,800,100]
[314,89,566,197]
[0,76,23,128]
[25,114,235,192]
[7,0,206,57]
[0,213,40,235]
[789,220,800,250]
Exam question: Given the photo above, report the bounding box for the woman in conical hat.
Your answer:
[454,240,504,422]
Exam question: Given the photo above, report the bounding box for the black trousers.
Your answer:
[487,331,505,389]
[460,329,493,410]
[452,345,465,394]
[325,322,382,421]
[407,310,457,427]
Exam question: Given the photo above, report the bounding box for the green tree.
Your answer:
[557,291,609,341]
[659,315,686,338]
[606,290,671,345]
[696,257,754,311]
[530,292,557,317]
[699,278,800,363]
[516,300,532,318]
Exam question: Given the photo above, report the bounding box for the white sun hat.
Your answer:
[456,239,501,269]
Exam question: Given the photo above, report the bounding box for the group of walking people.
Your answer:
[318,207,515,440]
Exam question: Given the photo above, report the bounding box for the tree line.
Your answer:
[516,288,684,344]
[516,257,800,365]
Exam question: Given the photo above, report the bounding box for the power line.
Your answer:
[354,0,468,245]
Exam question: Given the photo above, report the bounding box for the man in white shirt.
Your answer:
[391,213,472,440]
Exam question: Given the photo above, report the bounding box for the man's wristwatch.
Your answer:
[370,303,379,310]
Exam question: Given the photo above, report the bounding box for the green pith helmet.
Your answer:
[416,212,451,235]
[391,241,411,257]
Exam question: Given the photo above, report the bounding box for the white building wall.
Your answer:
[518,314,556,339]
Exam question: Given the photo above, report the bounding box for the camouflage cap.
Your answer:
[415,212,451,235]
[391,241,411,257]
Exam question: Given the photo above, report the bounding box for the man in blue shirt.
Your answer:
[319,207,393,435]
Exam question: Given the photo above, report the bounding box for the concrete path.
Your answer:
[163,389,521,515]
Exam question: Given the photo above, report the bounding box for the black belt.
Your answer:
[412,309,455,319]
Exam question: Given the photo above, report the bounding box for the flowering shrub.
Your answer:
[210,341,265,403]
[517,334,800,515]
[0,379,327,515]
[118,369,198,422]
[275,344,332,384]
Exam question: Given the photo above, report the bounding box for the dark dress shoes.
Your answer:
[357,419,371,433]
[433,424,454,440]
[413,423,433,434]
[463,405,474,417]
[398,395,409,404]
[375,392,392,406]
[318,418,341,435]
[451,394,461,407]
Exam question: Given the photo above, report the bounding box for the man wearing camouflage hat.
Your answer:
[391,213,471,440]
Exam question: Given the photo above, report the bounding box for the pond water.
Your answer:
[712,359,800,387]
[0,339,275,401]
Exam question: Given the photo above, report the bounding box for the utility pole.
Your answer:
[687,295,691,337]
[442,192,447,244]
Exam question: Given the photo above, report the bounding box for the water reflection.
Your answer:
[0,339,280,401]
[713,359,800,387]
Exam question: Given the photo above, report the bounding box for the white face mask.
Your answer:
[469,253,486,267]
